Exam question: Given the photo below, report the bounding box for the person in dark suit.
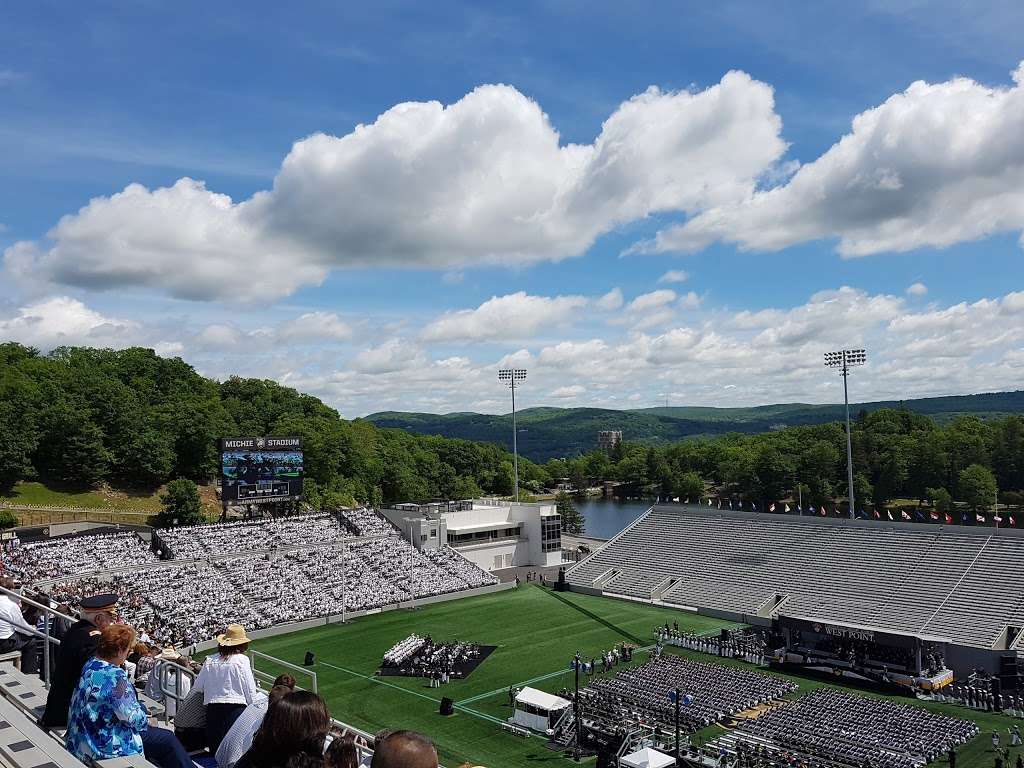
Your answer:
[40,593,118,728]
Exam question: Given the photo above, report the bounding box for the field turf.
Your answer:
[245,584,1016,768]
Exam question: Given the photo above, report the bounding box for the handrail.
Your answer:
[0,584,77,689]
[155,660,196,721]
[250,649,317,693]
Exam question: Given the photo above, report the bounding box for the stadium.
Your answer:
[1,498,1023,768]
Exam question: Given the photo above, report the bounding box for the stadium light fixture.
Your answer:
[824,349,867,520]
[498,368,527,502]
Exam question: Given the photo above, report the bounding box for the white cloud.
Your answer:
[628,289,677,312]
[906,282,928,296]
[351,338,426,374]
[658,270,689,284]
[0,297,137,349]
[550,384,586,399]
[421,291,587,342]
[0,69,26,87]
[595,288,624,311]
[641,62,1024,258]
[678,291,703,309]
[5,74,786,301]
[276,311,352,342]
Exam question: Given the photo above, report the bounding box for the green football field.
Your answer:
[243,584,1015,768]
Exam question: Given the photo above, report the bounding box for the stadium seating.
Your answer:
[568,506,1024,649]
[32,510,497,648]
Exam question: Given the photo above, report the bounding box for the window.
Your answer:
[540,515,562,553]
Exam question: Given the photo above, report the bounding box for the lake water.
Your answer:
[576,497,653,540]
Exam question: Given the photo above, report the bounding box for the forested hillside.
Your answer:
[2,343,1021,516]
[0,343,542,506]
[368,391,1024,462]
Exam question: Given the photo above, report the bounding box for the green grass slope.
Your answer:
[367,390,1024,461]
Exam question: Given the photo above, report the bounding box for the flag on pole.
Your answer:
[929,511,939,521]
[1010,516,1016,526]
[784,504,790,513]
[994,515,1003,523]
[707,498,712,506]
[872,509,880,519]
[769,503,776,513]
[717,499,721,509]
[887,510,894,521]
[820,506,827,516]
[961,513,969,524]
[976,514,985,523]
[944,513,953,524]
[901,510,911,521]
[729,499,733,509]
[685,499,690,504]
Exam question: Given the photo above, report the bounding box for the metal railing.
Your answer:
[0,584,77,689]
[154,660,196,721]
[250,649,318,693]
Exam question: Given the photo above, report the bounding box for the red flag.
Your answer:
[929,511,939,520]
[945,513,953,524]
[872,509,880,519]
[1011,516,1016,526]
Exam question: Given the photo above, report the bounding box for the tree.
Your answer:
[0,404,37,492]
[0,510,18,530]
[926,487,953,513]
[958,464,997,512]
[157,478,205,527]
[555,491,585,535]
[672,471,705,502]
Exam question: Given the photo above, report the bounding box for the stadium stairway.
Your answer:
[0,659,166,768]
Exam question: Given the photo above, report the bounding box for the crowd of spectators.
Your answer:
[154,513,349,560]
[723,688,978,768]
[48,536,497,648]
[580,654,797,734]
[4,532,159,582]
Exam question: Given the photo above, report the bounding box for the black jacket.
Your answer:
[40,618,100,727]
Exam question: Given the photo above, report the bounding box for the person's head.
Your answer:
[96,624,138,666]
[370,731,438,768]
[133,642,149,657]
[267,683,294,708]
[250,690,331,767]
[273,674,297,688]
[217,623,251,655]
[325,735,359,768]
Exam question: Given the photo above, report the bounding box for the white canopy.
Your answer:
[515,686,570,712]
[620,747,676,768]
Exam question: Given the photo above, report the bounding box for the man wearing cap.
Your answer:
[40,593,117,728]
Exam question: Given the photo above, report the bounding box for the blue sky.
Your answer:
[1,1,1023,415]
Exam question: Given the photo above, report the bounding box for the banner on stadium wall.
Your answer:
[779,615,946,648]
[219,437,304,504]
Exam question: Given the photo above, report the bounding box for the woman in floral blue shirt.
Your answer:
[66,624,193,768]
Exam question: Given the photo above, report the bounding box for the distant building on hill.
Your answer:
[597,430,622,451]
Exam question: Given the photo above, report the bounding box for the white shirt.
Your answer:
[194,652,258,706]
[145,660,194,718]
[0,595,34,640]
[215,692,268,768]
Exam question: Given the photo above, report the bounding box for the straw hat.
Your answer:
[156,646,182,660]
[217,624,251,646]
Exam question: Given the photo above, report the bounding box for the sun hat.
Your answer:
[217,624,251,646]
[156,646,182,660]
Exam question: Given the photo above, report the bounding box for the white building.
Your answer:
[381,498,564,572]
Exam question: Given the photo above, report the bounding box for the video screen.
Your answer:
[221,449,304,503]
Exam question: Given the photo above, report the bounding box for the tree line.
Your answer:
[535,408,1023,516]
[0,343,529,507]
[2,343,1021,524]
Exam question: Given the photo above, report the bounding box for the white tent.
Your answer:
[512,686,570,732]
[619,746,676,768]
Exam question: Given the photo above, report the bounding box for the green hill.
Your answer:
[368,390,1024,462]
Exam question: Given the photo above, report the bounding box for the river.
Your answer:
[575,497,653,540]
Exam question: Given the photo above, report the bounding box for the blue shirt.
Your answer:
[66,657,149,762]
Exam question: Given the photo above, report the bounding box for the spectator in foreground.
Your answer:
[0,577,38,669]
[324,735,360,768]
[234,690,332,768]
[171,685,208,752]
[194,624,258,751]
[216,675,297,768]
[65,624,193,768]
[370,731,438,768]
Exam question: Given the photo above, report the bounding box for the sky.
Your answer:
[1,0,1023,417]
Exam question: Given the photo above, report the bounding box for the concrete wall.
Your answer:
[188,581,514,653]
[453,539,529,571]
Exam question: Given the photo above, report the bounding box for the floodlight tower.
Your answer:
[824,349,866,519]
[498,368,527,502]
